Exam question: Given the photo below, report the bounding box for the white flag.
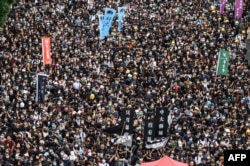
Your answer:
[146,138,169,149]
[112,134,133,147]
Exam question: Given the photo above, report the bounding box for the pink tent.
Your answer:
[141,155,188,166]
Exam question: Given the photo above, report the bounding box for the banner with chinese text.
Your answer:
[121,108,135,135]
[235,0,244,19]
[42,37,52,65]
[216,49,230,75]
[155,107,169,137]
[36,73,47,102]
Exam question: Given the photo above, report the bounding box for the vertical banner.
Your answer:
[143,119,156,149]
[216,49,230,76]
[235,0,244,19]
[42,37,52,65]
[98,14,105,40]
[121,108,135,135]
[155,107,169,137]
[102,8,116,38]
[117,7,127,32]
[36,73,47,102]
[220,0,227,14]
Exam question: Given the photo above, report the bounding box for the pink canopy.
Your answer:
[141,155,188,166]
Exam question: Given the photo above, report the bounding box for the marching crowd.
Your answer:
[0,0,250,166]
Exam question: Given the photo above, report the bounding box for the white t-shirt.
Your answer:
[99,163,109,166]
[247,28,250,39]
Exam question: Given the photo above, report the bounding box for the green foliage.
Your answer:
[7,0,16,4]
[0,0,15,27]
[0,1,10,17]
[0,0,16,4]
[0,15,7,27]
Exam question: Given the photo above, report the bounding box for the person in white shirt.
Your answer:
[69,151,77,161]
[247,27,250,40]
[98,159,110,166]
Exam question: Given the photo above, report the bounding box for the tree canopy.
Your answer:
[0,0,16,27]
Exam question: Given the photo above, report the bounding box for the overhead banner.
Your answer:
[155,107,169,137]
[42,37,52,65]
[220,0,227,14]
[117,7,127,32]
[36,73,48,102]
[216,49,230,76]
[102,8,116,38]
[235,0,244,19]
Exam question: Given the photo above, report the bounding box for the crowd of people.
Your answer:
[0,0,250,166]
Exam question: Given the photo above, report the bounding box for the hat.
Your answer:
[73,82,82,90]
[20,102,25,108]
[194,106,200,111]
[125,69,130,74]
[210,6,216,11]
[133,72,138,75]
[224,18,229,23]
[193,107,200,114]
[90,93,95,100]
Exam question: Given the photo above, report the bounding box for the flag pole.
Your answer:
[120,121,125,136]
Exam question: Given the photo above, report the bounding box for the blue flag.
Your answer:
[102,8,116,38]
[117,7,127,32]
[98,14,105,39]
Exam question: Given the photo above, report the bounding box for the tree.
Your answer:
[0,0,16,27]
[0,15,8,28]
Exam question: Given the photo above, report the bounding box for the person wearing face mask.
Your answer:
[52,160,58,166]
[197,135,207,146]
[194,151,203,165]
[69,151,77,161]
[98,158,110,166]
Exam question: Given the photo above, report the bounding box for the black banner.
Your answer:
[143,118,156,149]
[36,73,47,102]
[121,108,135,135]
[155,107,169,137]
[103,124,123,135]
[103,108,135,135]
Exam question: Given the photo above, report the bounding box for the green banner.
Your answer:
[216,49,230,75]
